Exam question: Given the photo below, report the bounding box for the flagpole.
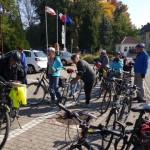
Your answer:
[56,10,58,43]
[64,14,66,49]
[45,8,48,50]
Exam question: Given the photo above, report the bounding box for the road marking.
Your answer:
[8,109,59,141]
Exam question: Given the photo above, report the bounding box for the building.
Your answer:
[116,36,139,57]
[141,23,150,51]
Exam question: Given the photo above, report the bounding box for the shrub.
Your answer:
[82,54,98,64]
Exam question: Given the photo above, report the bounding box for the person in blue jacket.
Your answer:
[46,47,63,106]
[109,51,123,77]
[133,43,149,103]
[17,47,28,84]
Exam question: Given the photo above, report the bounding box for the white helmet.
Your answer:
[48,47,55,52]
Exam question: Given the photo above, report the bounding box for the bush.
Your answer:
[82,54,98,64]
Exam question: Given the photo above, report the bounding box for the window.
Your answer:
[24,51,31,57]
[124,47,127,51]
[34,51,46,57]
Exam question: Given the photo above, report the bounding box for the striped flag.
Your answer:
[45,6,56,15]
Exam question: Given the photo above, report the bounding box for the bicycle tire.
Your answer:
[114,136,126,150]
[27,82,46,105]
[73,81,83,103]
[118,98,131,123]
[102,112,116,150]
[69,145,82,150]
[0,109,10,149]
[101,88,111,114]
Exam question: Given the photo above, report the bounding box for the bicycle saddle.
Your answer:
[131,103,150,113]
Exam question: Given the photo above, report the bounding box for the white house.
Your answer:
[116,36,139,57]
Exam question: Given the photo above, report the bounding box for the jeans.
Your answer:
[49,75,61,102]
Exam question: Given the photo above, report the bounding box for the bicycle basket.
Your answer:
[59,76,67,87]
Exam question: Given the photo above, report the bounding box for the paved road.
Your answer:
[2,62,150,150]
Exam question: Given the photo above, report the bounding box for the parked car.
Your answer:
[59,51,72,66]
[3,50,48,73]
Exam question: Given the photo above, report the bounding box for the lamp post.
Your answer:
[71,38,73,53]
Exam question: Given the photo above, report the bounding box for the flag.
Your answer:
[59,13,66,22]
[59,13,74,24]
[45,6,56,15]
[65,16,74,24]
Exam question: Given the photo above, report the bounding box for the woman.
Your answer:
[109,51,123,77]
[46,47,63,106]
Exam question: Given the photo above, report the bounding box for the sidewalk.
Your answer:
[3,84,150,150]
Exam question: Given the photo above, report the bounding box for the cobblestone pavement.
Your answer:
[2,64,150,150]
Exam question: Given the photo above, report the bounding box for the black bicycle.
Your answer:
[0,81,11,149]
[27,70,50,105]
[57,102,122,150]
[114,103,150,150]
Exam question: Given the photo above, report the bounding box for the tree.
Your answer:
[0,0,29,53]
[99,14,113,50]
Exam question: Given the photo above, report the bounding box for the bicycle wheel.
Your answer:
[102,112,116,150]
[27,82,46,105]
[118,98,131,123]
[73,81,83,103]
[0,109,10,149]
[101,88,111,114]
[114,136,126,150]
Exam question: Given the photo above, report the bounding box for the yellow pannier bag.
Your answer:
[9,84,27,108]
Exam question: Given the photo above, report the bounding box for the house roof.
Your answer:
[141,23,150,33]
[116,36,139,44]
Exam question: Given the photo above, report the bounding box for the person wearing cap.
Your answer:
[46,47,63,106]
[71,54,96,108]
[109,51,123,77]
[17,47,28,84]
[133,43,149,103]
[99,50,109,68]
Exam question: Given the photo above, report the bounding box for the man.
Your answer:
[133,43,149,103]
[17,47,28,84]
[71,54,96,108]
[99,50,109,68]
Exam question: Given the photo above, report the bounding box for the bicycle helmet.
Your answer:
[114,51,121,55]
[48,47,55,52]
[135,43,145,48]
[101,50,106,56]
[11,51,21,62]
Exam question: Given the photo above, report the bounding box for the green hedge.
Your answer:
[82,54,98,64]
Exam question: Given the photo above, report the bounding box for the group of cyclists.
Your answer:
[0,42,149,107]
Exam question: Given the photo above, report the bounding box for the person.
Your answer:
[71,54,96,108]
[133,43,149,103]
[54,43,60,56]
[109,51,123,77]
[17,47,28,84]
[0,52,25,83]
[123,57,133,72]
[46,47,63,106]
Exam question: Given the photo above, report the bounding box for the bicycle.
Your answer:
[101,84,140,150]
[60,68,84,105]
[57,102,122,150]
[27,70,50,105]
[114,103,150,150]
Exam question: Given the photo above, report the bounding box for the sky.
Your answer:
[122,0,150,28]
